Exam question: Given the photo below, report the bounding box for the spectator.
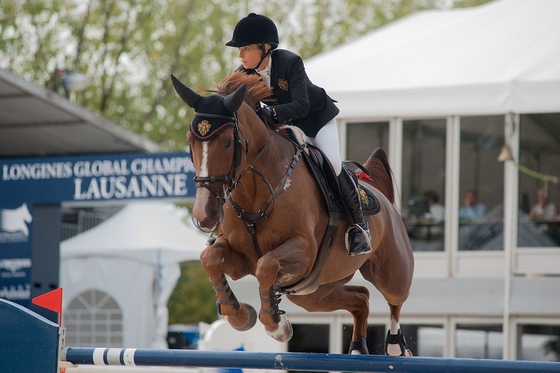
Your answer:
[529,188,558,220]
[459,189,487,221]
[423,190,445,222]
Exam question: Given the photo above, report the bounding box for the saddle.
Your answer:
[279,127,380,295]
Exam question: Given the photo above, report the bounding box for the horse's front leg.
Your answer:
[255,235,313,342]
[200,236,257,331]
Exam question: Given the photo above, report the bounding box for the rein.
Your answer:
[229,139,305,257]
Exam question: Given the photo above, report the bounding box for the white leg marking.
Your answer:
[390,316,399,334]
[386,316,403,356]
[266,315,293,342]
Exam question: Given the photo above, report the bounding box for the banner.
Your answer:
[0,152,196,306]
[1,152,196,203]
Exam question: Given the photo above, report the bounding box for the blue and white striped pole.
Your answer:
[62,348,560,373]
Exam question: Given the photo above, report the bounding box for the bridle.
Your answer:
[191,110,305,257]
[190,112,248,206]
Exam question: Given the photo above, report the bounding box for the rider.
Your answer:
[226,13,372,256]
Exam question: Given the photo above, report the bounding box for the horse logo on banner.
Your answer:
[0,203,33,242]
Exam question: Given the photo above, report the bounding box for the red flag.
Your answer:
[32,288,63,325]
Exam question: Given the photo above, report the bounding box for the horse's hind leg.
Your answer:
[287,281,371,355]
[200,238,257,331]
[386,304,413,356]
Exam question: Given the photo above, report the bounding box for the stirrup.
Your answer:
[345,224,372,256]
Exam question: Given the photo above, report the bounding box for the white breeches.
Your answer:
[309,118,342,176]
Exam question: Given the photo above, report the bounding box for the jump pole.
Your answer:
[62,347,560,373]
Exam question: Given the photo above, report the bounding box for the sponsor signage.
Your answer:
[1,152,196,203]
[0,152,196,306]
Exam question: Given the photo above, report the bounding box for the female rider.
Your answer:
[226,13,371,256]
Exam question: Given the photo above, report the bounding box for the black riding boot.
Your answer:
[338,168,372,256]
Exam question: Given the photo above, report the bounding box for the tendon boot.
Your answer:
[338,167,372,256]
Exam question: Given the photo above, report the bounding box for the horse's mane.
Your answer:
[207,72,281,131]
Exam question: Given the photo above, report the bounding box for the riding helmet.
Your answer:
[226,13,279,47]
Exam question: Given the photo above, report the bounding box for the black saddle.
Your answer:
[294,134,380,219]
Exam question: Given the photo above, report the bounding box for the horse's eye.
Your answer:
[225,139,233,149]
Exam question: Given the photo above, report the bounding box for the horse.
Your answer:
[171,71,414,356]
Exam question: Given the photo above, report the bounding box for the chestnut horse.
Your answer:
[171,72,414,356]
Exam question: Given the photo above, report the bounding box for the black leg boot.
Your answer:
[338,167,372,256]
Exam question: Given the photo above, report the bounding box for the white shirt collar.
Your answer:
[256,56,272,87]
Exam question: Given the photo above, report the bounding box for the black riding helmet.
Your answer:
[226,13,279,48]
[226,13,279,71]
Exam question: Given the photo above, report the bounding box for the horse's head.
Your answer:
[172,74,251,232]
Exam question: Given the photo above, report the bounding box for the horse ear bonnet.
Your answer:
[171,74,236,141]
[190,95,237,141]
[190,84,246,141]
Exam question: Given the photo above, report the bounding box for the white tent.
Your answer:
[304,0,560,119]
[60,201,208,348]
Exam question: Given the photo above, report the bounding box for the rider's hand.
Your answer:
[256,102,277,124]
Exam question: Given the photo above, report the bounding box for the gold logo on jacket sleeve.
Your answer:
[277,79,289,91]
[198,120,211,136]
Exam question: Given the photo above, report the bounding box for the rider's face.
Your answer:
[238,44,266,70]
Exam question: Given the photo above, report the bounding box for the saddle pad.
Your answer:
[339,184,381,220]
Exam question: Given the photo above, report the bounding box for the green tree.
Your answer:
[1,0,494,151]
[168,263,218,324]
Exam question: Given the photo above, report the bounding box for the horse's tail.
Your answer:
[362,147,395,204]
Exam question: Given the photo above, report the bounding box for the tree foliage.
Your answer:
[167,263,219,324]
[1,0,492,151]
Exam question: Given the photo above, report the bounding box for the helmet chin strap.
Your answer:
[249,43,272,71]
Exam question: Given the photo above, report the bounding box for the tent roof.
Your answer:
[0,68,160,158]
[304,0,560,119]
[60,201,207,265]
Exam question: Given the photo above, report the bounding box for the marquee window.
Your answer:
[345,122,389,166]
[517,113,560,248]
[64,289,123,347]
[518,324,560,361]
[458,116,504,251]
[455,324,503,359]
[401,119,447,252]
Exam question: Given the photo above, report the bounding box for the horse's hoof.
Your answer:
[385,329,412,356]
[386,343,404,356]
[265,315,293,342]
[230,303,257,332]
